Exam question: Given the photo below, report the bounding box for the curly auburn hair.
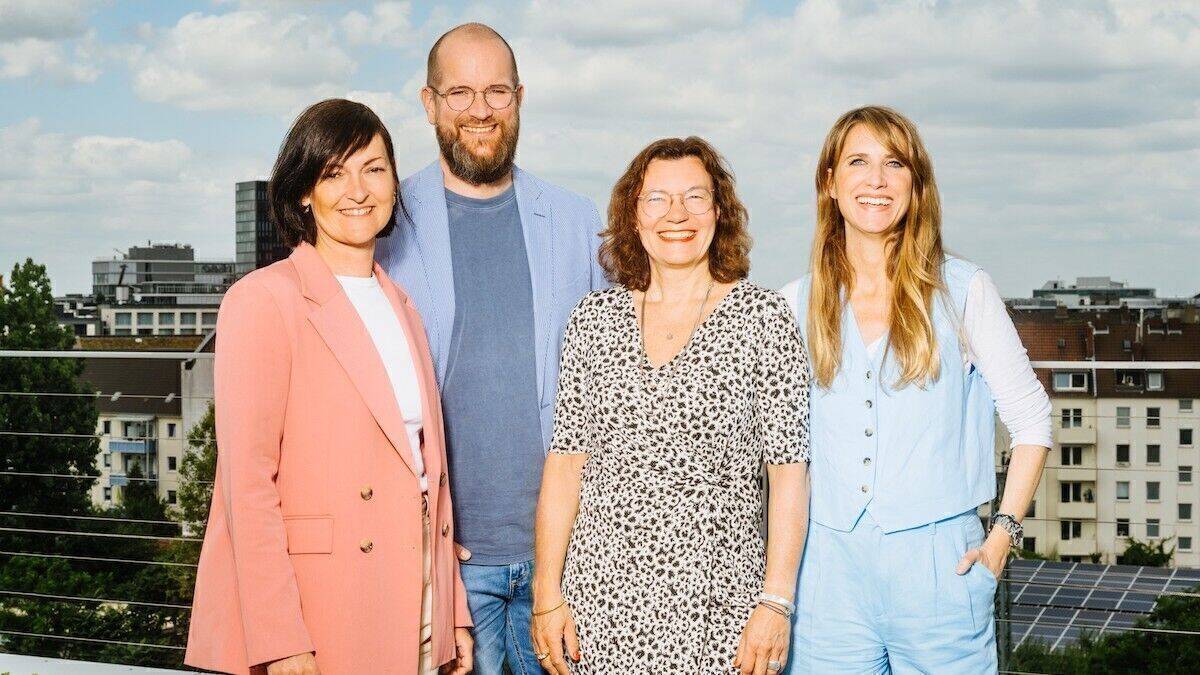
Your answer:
[599,136,751,291]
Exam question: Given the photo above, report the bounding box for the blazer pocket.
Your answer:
[282,515,334,554]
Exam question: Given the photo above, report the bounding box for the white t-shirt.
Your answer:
[337,274,428,492]
[785,269,1053,449]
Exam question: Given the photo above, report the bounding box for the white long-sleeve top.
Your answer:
[337,274,429,492]
[785,269,1053,449]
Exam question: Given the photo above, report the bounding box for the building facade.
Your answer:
[235,180,288,275]
[1008,311,1199,567]
[79,337,206,508]
[92,243,235,306]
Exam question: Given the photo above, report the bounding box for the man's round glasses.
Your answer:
[430,85,517,112]
[638,188,715,219]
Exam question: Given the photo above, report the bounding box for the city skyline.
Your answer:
[2,0,1198,296]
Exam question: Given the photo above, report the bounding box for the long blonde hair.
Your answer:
[807,106,945,388]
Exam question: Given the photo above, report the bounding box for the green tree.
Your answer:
[1011,585,1200,673]
[1117,538,1174,567]
[0,260,187,667]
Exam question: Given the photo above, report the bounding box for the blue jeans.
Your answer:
[460,560,542,675]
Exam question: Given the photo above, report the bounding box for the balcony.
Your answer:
[108,474,130,487]
[109,438,157,454]
[1057,500,1098,520]
[1056,425,1097,445]
[1055,466,1098,481]
[1058,537,1098,557]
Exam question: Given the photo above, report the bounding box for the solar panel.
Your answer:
[1003,559,1200,650]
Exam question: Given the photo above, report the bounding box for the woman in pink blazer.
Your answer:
[185,99,473,675]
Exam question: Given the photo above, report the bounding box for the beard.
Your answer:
[436,113,520,186]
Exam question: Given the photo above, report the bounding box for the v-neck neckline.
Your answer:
[627,280,743,371]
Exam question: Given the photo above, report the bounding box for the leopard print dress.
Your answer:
[549,281,811,674]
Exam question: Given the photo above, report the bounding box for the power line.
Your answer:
[1,510,183,527]
[0,526,202,542]
[0,349,211,361]
[0,629,186,651]
[0,550,197,568]
[0,588,191,610]
[0,390,213,401]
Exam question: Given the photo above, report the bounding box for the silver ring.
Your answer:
[767,660,782,671]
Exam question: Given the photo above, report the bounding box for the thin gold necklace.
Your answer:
[640,280,715,356]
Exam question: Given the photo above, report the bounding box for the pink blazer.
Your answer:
[185,242,471,674]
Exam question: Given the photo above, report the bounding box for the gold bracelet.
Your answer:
[532,600,566,617]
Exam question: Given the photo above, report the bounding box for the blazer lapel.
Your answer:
[404,161,456,387]
[291,244,419,478]
[376,265,445,500]
[513,167,553,405]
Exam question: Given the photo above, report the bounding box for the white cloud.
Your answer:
[341,1,417,47]
[524,0,748,45]
[129,10,357,112]
[0,0,93,41]
[0,1,101,83]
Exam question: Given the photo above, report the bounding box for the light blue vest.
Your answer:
[785,257,996,533]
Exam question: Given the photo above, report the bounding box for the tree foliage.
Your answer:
[1117,538,1175,567]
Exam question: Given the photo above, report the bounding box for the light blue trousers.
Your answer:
[786,509,998,674]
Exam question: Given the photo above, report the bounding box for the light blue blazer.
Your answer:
[375,161,607,452]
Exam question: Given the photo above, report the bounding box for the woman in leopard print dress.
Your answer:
[531,137,811,675]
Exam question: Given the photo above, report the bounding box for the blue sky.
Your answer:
[2,0,1198,297]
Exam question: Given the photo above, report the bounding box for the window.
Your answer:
[1147,481,1161,501]
[1182,429,1194,446]
[1061,408,1083,429]
[1147,372,1164,391]
[167,423,176,438]
[1054,372,1088,392]
[1116,444,1131,464]
[115,312,131,326]
[103,454,111,468]
[1181,466,1193,484]
[202,312,218,325]
[180,312,196,326]
[1061,446,1083,466]
[102,420,111,435]
[1027,501,1037,518]
[1182,537,1194,552]
[1116,519,1130,537]
[168,456,177,471]
[160,313,175,326]
[1182,399,1195,412]
[1061,482,1085,503]
[1147,407,1161,428]
[1147,519,1160,538]
[1116,407,1131,429]
[1116,481,1130,500]
[1147,444,1161,465]
[1179,503,1192,521]
[103,487,112,501]
[1023,537,1037,553]
[137,312,153,326]
[167,490,177,504]
[1060,520,1082,540]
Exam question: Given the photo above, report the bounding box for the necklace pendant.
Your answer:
[665,331,675,340]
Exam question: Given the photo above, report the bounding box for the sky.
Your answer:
[1,0,1197,297]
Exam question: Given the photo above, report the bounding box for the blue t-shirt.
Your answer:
[441,185,544,565]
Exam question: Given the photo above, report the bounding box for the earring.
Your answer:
[302,204,311,213]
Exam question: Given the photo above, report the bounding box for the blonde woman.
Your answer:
[781,106,1051,673]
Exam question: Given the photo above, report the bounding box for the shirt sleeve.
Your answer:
[549,302,593,455]
[756,294,812,465]
[963,270,1053,449]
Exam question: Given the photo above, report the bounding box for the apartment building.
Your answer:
[1008,310,1199,567]
[79,337,205,508]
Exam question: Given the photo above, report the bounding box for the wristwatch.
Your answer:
[989,513,1023,549]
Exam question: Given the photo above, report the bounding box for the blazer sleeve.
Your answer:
[213,278,314,666]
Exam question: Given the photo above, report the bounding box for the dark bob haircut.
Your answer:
[599,136,751,291]
[268,98,399,248]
